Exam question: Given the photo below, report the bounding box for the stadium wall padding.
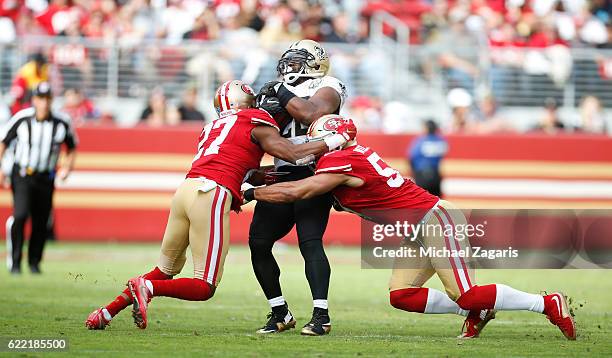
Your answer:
[1,125,611,245]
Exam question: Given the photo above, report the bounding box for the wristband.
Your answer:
[295,154,316,166]
[244,188,255,202]
[277,84,297,107]
[323,134,346,151]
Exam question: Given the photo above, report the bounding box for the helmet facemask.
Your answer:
[277,49,322,85]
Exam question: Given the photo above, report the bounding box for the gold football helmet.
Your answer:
[277,40,330,84]
[213,80,256,116]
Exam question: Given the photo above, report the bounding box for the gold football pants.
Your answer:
[158,179,231,287]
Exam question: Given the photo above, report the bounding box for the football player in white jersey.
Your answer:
[250,40,347,336]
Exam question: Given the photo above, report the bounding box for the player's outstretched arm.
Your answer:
[251,174,350,203]
[278,86,341,125]
[252,125,345,165]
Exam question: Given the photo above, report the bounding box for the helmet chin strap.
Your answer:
[283,71,324,85]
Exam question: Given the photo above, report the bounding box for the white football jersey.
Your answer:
[275,75,347,168]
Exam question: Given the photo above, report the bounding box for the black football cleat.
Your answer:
[301,309,331,336]
[256,305,296,334]
[30,265,41,274]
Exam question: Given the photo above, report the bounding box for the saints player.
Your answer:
[250,40,347,336]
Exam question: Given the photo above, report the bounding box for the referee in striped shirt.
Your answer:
[0,82,77,274]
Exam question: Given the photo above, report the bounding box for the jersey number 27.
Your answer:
[193,115,238,162]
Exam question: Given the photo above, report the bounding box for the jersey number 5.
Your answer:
[193,115,238,162]
[367,152,404,188]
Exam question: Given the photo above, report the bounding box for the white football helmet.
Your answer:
[213,80,256,116]
[307,114,357,149]
[277,40,330,85]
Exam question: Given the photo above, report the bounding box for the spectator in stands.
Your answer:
[532,97,566,134]
[473,94,514,134]
[258,2,301,46]
[140,87,179,127]
[160,0,208,44]
[183,9,220,41]
[446,87,475,133]
[346,96,382,132]
[425,9,480,93]
[62,87,99,126]
[218,13,269,84]
[408,119,448,197]
[0,13,16,44]
[176,87,205,122]
[35,0,87,35]
[577,95,607,134]
[53,20,93,92]
[10,52,49,114]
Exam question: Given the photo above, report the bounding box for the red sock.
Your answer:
[456,285,497,311]
[105,267,171,317]
[389,288,428,313]
[150,278,214,301]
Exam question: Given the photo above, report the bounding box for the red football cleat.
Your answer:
[128,277,151,329]
[458,309,496,339]
[85,308,111,330]
[543,292,576,340]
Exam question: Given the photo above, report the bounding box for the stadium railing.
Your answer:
[1,36,610,112]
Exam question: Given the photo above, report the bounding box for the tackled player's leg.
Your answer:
[294,191,333,336]
[249,199,297,334]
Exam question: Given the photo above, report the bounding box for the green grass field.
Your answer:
[1,242,611,357]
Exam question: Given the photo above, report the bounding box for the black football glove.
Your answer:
[256,81,282,99]
[256,96,286,117]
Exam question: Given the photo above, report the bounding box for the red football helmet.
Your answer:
[307,114,357,149]
[213,80,256,116]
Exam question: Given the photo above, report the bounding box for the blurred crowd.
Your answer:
[346,87,608,135]
[0,0,610,134]
[0,0,609,47]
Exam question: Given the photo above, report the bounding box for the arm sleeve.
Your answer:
[63,120,78,150]
[249,109,279,131]
[315,153,353,175]
[1,117,21,146]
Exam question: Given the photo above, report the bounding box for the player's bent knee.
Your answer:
[193,279,216,301]
[455,285,496,310]
[445,288,462,302]
[455,287,478,310]
[389,287,427,312]
[204,281,216,299]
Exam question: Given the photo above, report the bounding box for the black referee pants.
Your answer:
[249,166,333,303]
[7,167,54,270]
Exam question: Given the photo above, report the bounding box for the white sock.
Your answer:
[494,284,544,313]
[145,280,154,296]
[425,288,468,316]
[268,296,285,308]
[101,308,112,321]
[313,299,328,310]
